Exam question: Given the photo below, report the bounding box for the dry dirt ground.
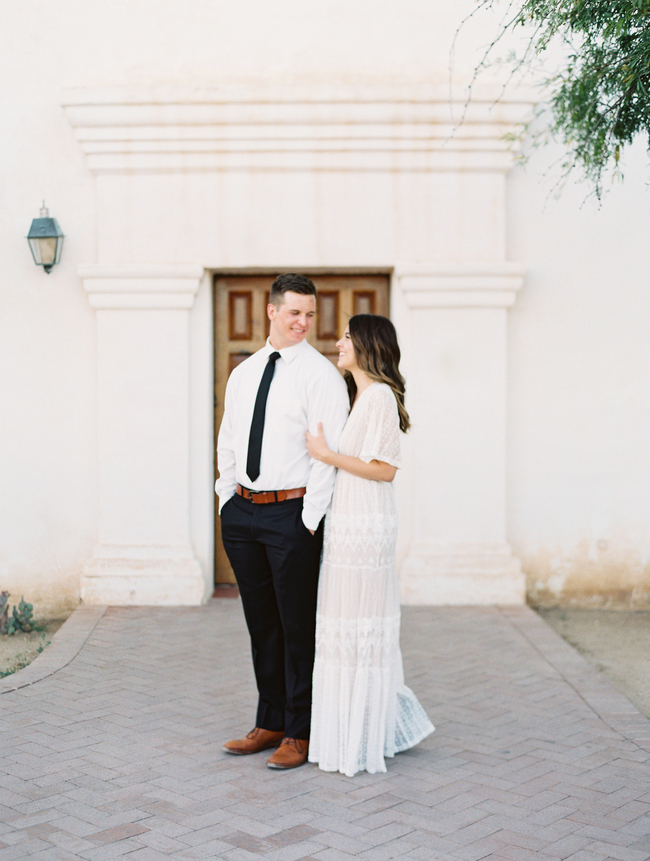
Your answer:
[538,607,650,719]
[1,608,648,721]
[0,619,64,677]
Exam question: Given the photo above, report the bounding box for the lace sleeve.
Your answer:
[358,384,402,468]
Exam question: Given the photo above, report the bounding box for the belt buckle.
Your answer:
[251,489,273,504]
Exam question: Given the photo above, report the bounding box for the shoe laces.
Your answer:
[278,737,307,752]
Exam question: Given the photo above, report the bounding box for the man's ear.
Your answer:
[267,303,275,321]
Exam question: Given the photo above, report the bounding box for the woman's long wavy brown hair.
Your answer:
[345,314,410,433]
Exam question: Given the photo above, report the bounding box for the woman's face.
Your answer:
[336,327,358,371]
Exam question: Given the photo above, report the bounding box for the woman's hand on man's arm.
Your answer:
[306,423,396,483]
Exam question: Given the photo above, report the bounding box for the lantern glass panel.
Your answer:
[27,211,64,271]
[29,236,60,266]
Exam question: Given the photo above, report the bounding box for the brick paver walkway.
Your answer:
[1,602,649,861]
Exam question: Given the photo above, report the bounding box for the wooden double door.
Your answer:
[213,273,389,585]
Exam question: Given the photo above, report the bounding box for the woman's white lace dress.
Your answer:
[309,382,434,777]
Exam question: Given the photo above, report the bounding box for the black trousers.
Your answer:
[220,493,324,740]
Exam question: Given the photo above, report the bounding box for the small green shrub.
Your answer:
[0,592,9,632]
[0,594,42,635]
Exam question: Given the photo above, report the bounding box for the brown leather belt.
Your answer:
[236,484,307,504]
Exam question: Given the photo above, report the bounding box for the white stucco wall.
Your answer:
[507,138,650,606]
[1,14,98,616]
[2,0,649,614]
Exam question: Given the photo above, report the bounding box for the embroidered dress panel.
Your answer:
[309,382,434,777]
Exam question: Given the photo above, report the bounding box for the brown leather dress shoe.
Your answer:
[266,737,309,769]
[223,727,285,755]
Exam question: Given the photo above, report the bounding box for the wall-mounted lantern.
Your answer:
[27,203,64,273]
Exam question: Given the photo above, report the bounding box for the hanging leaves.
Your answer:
[474,0,650,196]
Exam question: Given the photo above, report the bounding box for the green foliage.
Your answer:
[0,593,42,635]
[36,633,51,654]
[0,660,30,678]
[473,0,650,196]
[0,592,9,633]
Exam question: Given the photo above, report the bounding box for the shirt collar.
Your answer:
[265,337,307,365]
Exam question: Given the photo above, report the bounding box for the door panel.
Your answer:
[213,273,389,585]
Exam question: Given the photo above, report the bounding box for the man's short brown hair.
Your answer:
[269,273,317,306]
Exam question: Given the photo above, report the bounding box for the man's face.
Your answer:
[268,291,316,350]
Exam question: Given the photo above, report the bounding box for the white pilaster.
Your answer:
[396,263,526,605]
[80,264,208,605]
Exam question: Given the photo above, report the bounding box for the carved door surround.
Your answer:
[65,82,534,605]
[213,274,389,585]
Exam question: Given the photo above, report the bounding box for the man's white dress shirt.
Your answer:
[215,339,349,531]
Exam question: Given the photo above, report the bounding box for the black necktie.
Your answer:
[246,351,281,483]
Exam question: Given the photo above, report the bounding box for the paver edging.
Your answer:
[0,604,107,694]
[499,604,650,751]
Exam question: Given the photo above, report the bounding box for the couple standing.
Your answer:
[215,273,433,777]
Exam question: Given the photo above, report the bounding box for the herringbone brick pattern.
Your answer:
[1,602,649,860]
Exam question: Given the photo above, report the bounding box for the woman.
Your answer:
[306,314,434,777]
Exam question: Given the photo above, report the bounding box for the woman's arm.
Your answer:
[306,423,397,483]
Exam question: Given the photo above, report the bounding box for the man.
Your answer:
[215,273,349,769]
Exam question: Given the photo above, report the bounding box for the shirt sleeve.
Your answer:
[214,371,238,512]
[302,366,350,531]
[358,385,402,469]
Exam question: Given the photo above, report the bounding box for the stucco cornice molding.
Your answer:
[62,83,536,173]
[79,263,205,309]
[395,261,525,308]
